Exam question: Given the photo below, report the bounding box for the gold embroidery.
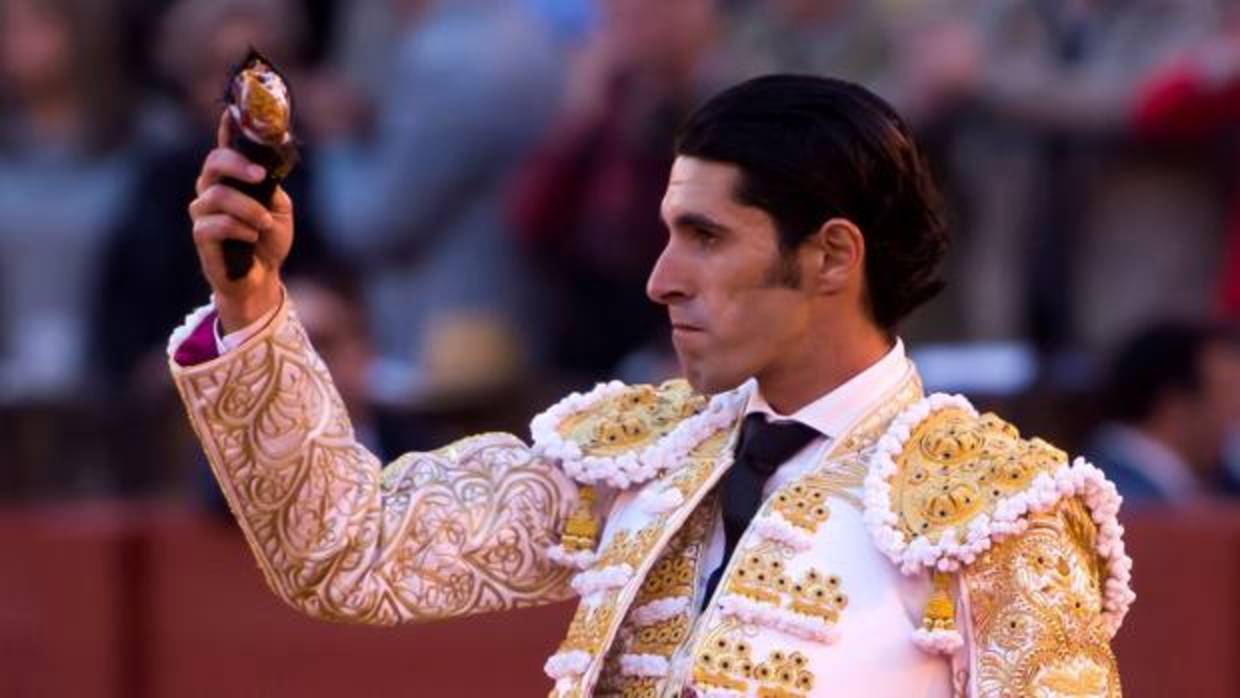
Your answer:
[561,485,601,553]
[753,650,815,698]
[172,307,575,625]
[667,430,731,499]
[694,635,756,692]
[596,525,663,570]
[891,409,1066,542]
[966,499,1121,697]
[630,613,692,656]
[693,634,817,698]
[633,552,694,607]
[559,600,618,656]
[619,678,659,698]
[632,498,715,608]
[725,549,848,626]
[600,497,717,697]
[558,380,707,456]
[684,367,923,691]
[771,482,830,531]
[727,551,790,605]
[921,571,957,632]
[788,569,847,624]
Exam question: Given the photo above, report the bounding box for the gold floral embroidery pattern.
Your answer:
[630,613,693,658]
[559,599,619,656]
[551,419,738,693]
[693,632,817,698]
[558,381,707,457]
[726,551,848,623]
[596,526,665,570]
[694,633,758,693]
[965,498,1121,697]
[800,370,925,513]
[597,498,717,698]
[668,431,732,498]
[172,308,576,624]
[891,410,1066,542]
[770,482,831,532]
[633,498,715,609]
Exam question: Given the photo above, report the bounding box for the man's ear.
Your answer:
[802,218,865,295]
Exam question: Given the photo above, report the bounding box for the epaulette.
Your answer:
[530,379,721,489]
[534,379,749,570]
[863,394,1134,652]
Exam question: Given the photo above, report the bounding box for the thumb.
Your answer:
[216,109,233,148]
[270,186,292,216]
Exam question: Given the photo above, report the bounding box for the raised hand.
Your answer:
[188,111,294,332]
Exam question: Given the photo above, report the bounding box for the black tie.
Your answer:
[702,413,819,607]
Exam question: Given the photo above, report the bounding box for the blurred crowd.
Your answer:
[2,0,1240,510]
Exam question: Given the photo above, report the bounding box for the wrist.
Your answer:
[215,280,282,333]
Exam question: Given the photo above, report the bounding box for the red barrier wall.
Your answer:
[1,502,1237,697]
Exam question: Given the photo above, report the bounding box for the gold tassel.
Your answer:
[922,571,957,631]
[561,485,600,553]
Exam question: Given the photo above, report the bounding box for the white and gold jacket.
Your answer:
[169,300,1134,698]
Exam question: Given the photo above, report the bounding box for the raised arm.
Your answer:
[170,300,577,624]
[176,113,577,624]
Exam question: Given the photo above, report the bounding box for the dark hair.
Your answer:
[675,74,948,331]
[1102,322,1235,424]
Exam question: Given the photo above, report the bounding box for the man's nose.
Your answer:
[646,243,689,305]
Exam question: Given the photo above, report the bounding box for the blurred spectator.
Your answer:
[93,0,329,397]
[1133,9,1240,322]
[508,0,724,377]
[725,0,894,87]
[0,0,141,401]
[1086,321,1240,505]
[920,0,1223,354]
[308,0,560,397]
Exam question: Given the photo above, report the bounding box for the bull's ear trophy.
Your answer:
[219,48,300,280]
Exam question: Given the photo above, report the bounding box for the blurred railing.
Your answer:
[1,502,1237,697]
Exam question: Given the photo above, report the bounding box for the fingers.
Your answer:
[189,184,275,233]
[195,147,266,195]
[216,110,231,148]
[192,213,261,246]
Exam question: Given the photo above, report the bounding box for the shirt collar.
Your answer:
[744,339,908,439]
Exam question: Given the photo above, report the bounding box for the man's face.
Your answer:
[647,157,816,394]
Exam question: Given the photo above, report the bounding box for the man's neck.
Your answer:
[756,329,893,415]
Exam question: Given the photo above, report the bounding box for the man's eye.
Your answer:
[691,227,718,245]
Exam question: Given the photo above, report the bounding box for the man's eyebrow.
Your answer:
[672,212,731,234]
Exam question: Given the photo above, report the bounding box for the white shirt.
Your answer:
[700,340,910,589]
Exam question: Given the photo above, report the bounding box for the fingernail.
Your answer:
[248,165,265,179]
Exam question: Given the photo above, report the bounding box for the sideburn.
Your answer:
[762,248,802,289]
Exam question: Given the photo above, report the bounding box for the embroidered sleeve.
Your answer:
[963,497,1123,697]
[169,302,577,624]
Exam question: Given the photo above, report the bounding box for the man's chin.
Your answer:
[680,360,748,396]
